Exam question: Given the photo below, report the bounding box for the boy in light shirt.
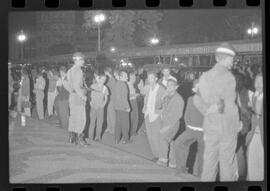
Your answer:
[89,74,109,141]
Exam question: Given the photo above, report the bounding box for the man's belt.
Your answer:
[187,125,203,132]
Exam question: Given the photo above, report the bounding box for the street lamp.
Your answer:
[149,37,159,46]
[110,47,116,53]
[17,30,27,60]
[93,13,106,52]
[247,22,259,38]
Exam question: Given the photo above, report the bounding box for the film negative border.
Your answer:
[9,0,261,9]
[1,0,267,191]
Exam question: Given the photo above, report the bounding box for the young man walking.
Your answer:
[89,74,109,141]
[113,70,131,144]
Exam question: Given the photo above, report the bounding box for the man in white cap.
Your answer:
[67,52,88,146]
[196,43,242,181]
[160,67,177,87]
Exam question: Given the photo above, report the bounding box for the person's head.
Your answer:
[254,73,263,93]
[129,72,136,84]
[104,67,112,76]
[21,68,28,76]
[119,70,128,82]
[147,71,158,86]
[59,66,67,78]
[192,79,199,93]
[215,43,236,69]
[98,74,107,85]
[166,79,179,95]
[113,69,120,80]
[37,70,43,77]
[162,68,171,78]
[72,52,85,67]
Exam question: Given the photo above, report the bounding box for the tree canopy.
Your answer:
[83,10,164,49]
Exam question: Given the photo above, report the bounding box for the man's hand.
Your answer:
[238,121,243,132]
[126,108,131,112]
[206,104,219,115]
[82,96,87,102]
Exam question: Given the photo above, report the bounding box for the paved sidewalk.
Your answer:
[9,117,199,183]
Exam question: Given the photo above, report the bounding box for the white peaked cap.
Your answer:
[215,42,236,57]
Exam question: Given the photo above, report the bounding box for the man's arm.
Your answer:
[193,94,210,114]
[221,73,237,112]
[102,87,109,107]
[122,83,130,111]
[73,69,86,100]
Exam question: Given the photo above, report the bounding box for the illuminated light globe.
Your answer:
[127,63,132,67]
[174,57,179,62]
[149,37,159,45]
[253,27,259,34]
[247,29,252,35]
[246,23,260,37]
[110,47,116,52]
[17,31,27,42]
[94,13,106,24]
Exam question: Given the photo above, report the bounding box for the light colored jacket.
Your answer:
[142,84,166,115]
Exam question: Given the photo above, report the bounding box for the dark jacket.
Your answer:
[184,96,204,128]
[237,88,253,134]
[112,80,130,111]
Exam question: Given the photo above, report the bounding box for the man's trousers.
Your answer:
[106,101,115,134]
[55,98,69,130]
[247,129,264,181]
[173,128,204,176]
[35,91,44,120]
[130,99,139,136]
[68,93,86,134]
[201,114,238,182]
[145,115,162,158]
[115,110,130,142]
[89,107,104,140]
[159,124,179,165]
[47,91,56,116]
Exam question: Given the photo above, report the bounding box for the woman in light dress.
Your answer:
[246,73,264,181]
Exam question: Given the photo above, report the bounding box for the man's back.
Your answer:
[199,64,237,108]
[113,80,129,111]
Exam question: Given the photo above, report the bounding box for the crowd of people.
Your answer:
[9,42,264,182]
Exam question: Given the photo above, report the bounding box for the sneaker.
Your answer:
[168,163,176,168]
[156,159,168,167]
[78,139,90,146]
[94,138,101,142]
[122,140,133,144]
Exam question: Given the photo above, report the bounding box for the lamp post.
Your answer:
[17,30,27,61]
[149,37,160,46]
[247,22,259,38]
[93,13,106,52]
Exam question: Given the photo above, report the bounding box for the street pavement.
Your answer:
[9,116,199,183]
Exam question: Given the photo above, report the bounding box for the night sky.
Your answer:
[9,9,261,46]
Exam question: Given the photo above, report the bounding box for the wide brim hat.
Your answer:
[215,42,236,57]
